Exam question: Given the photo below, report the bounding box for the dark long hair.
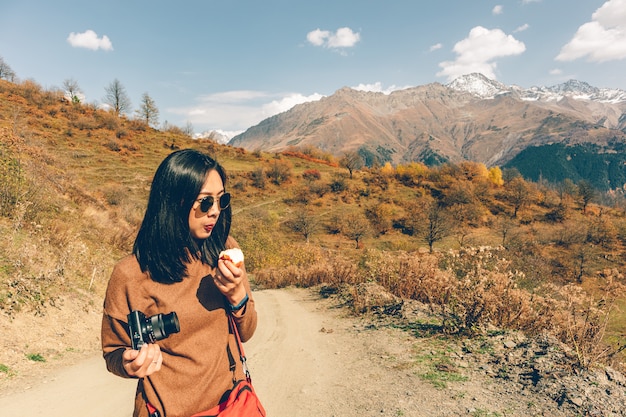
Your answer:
[132,149,232,283]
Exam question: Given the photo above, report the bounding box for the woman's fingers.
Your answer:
[123,343,162,377]
[215,260,243,290]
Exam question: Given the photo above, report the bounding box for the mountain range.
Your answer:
[227,73,626,190]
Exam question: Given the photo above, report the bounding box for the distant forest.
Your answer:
[504,142,626,191]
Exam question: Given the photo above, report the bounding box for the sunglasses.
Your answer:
[196,193,231,213]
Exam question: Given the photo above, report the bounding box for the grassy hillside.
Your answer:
[2,78,626,373]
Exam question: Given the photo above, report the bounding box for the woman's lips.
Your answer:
[204,224,213,233]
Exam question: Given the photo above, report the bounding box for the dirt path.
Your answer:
[0,288,439,417]
[10,287,617,417]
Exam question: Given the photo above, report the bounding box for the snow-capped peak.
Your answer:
[446,73,510,98]
[447,73,626,104]
[194,129,241,144]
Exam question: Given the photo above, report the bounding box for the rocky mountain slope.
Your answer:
[229,73,626,168]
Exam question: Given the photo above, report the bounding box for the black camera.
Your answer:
[127,310,180,350]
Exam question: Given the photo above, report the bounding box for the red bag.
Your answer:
[190,314,266,417]
[190,379,265,417]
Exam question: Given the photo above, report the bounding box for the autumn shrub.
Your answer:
[308,181,329,198]
[253,265,296,288]
[128,119,147,132]
[358,250,444,306]
[115,128,128,139]
[73,116,98,130]
[440,256,543,334]
[284,185,311,205]
[365,203,395,236]
[302,169,321,182]
[357,248,552,334]
[266,159,292,185]
[549,277,626,369]
[250,167,266,189]
[104,140,121,152]
[329,174,348,193]
[96,111,120,130]
[587,216,619,249]
[253,247,360,289]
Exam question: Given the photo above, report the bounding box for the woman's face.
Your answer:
[188,169,227,240]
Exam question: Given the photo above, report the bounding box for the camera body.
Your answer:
[127,310,180,350]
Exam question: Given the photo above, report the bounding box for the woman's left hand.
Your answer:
[214,258,247,306]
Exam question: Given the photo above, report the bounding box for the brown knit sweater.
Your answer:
[101,241,258,417]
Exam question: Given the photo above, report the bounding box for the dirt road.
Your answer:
[0,288,436,417]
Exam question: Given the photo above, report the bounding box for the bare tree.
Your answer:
[577,180,597,214]
[0,56,16,82]
[287,208,319,243]
[339,150,363,179]
[62,78,82,104]
[557,178,577,205]
[183,121,194,137]
[493,216,517,247]
[506,176,532,218]
[341,212,371,248]
[103,78,132,116]
[449,204,474,247]
[135,92,159,127]
[422,201,451,253]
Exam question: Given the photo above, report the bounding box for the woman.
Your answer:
[101,149,257,417]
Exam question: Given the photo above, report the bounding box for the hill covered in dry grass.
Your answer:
[2,77,626,400]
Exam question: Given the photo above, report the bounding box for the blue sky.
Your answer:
[1,0,625,137]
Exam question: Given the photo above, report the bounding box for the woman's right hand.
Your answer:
[122,343,163,378]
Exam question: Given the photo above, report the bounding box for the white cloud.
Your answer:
[261,93,325,116]
[328,27,361,47]
[306,27,360,49]
[514,23,529,33]
[430,43,443,52]
[67,30,113,51]
[549,68,563,75]
[492,5,503,15]
[352,82,412,95]
[437,26,526,82]
[170,91,324,132]
[201,90,269,103]
[556,0,626,62]
[306,29,330,46]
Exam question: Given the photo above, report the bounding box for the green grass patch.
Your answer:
[0,363,15,376]
[414,341,468,388]
[419,369,468,389]
[25,353,46,362]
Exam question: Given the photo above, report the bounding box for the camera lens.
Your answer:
[149,312,180,341]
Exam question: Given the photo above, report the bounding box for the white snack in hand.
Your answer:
[219,248,244,267]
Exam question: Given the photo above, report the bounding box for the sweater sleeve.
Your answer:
[226,236,258,343]
[101,315,132,378]
[232,294,257,343]
[101,257,136,379]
